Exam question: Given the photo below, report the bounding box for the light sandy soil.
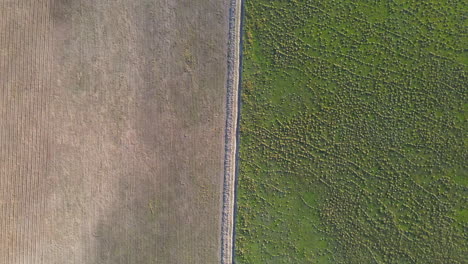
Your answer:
[0,0,230,263]
[220,0,243,262]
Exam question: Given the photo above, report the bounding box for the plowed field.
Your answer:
[0,0,230,263]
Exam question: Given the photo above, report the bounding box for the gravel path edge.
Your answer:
[221,0,243,262]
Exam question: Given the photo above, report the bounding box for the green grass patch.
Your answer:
[236,0,467,263]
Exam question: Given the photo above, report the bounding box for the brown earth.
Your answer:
[0,0,230,263]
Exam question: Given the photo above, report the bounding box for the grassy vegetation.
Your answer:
[235,0,467,263]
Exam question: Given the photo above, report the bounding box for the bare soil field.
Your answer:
[0,0,230,263]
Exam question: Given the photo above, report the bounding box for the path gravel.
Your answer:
[220,0,243,262]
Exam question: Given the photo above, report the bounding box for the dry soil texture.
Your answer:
[0,0,230,263]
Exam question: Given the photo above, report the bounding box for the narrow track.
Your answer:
[220,0,243,262]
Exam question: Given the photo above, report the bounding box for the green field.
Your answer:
[235,0,467,263]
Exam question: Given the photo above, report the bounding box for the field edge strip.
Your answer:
[220,0,243,262]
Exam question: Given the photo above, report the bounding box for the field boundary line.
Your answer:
[220,0,243,262]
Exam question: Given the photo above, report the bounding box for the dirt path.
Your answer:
[220,0,243,262]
